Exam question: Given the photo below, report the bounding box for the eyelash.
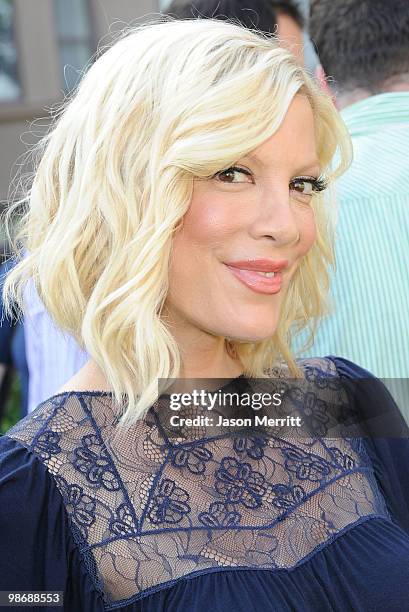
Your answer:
[214,166,328,195]
[291,175,328,195]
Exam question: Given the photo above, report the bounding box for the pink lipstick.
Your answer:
[224,259,288,295]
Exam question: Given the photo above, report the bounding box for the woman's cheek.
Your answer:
[298,208,317,255]
[183,195,239,247]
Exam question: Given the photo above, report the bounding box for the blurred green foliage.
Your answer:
[0,371,21,433]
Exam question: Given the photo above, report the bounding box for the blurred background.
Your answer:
[0,0,313,431]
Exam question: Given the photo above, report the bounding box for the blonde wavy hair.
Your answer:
[2,17,352,428]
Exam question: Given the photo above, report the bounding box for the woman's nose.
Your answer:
[250,190,301,247]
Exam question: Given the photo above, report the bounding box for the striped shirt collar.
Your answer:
[341,92,409,137]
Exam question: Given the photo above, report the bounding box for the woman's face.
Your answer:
[165,94,319,343]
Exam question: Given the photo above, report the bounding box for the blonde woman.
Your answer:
[1,18,409,612]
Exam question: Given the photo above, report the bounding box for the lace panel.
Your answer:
[7,358,391,607]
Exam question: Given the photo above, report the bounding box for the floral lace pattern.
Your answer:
[6,358,391,609]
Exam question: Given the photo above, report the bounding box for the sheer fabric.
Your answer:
[1,356,409,611]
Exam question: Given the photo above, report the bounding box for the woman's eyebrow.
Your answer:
[240,153,320,172]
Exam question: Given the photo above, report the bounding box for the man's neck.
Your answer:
[336,79,409,111]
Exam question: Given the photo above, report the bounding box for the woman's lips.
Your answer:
[224,264,284,295]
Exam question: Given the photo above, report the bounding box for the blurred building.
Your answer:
[0,0,157,253]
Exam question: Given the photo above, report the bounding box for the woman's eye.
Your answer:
[290,179,314,196]
[214,167,253,184]
[290,176,327,196]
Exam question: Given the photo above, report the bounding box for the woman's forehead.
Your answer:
[239,97,318,165]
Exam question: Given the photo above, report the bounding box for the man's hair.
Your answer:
[166,0,278,34]
[166,0,305,33]
[271,0,305,29]
[310,0,409,92]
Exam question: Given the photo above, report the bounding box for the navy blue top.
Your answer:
[0,356,409,611]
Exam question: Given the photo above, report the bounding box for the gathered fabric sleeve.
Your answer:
[0,435,104,612]
[328,355,409,537]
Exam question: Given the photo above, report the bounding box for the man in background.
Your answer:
[166,0,306,64]
[294,0,409,415]
[23,275,88,413]
[271,0,305,65]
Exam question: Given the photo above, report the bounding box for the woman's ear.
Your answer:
[315,64,338,108]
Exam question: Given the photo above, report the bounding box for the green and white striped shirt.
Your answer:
[293,92,409,379]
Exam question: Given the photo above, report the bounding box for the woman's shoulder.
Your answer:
[297,355,408,427]
[264,355,376,379]
[2,389,122,481]
[295,354,377,379]
[2,389,158,516]
[5,390,86,448]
